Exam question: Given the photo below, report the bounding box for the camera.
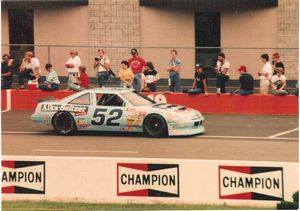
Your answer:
[108,69,116,78]
[94,57,100,61]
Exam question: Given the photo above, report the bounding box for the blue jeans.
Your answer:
[98,72,108,87]
[234,89,253,96]
[19,70,36,85]
[216,74,229,93]
[132,73,142,92]
[170,73,181,92]
[1,79,12,90]
[271,90,288,96]
[39,83,59,91]
[147,83,157,92]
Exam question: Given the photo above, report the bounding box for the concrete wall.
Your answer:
[34,6,89,77]
[140,7,195,79]
[221,8,278,80]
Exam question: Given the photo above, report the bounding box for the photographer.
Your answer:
[19,51,41,89]
[93,49,111,88]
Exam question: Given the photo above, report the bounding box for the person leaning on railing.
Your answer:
[18,51,41,89]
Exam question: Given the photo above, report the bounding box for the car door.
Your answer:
[90,92,127,131]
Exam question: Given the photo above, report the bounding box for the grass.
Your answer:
[2,200,276,211]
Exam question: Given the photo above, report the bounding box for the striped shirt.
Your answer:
[45,70,60,84]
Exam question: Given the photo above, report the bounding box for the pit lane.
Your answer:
[1,111,298,162]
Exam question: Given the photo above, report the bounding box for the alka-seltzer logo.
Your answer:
[2,161,45,194]
[41,104,88,115]
[117,163,179,197]
[219,166,284,201]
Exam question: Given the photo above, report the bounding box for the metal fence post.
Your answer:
[47,45,51,63]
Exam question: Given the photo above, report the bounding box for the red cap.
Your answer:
[238,65,247,72]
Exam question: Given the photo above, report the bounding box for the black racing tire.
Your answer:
[143,114,168,137]
[52,112,77,135]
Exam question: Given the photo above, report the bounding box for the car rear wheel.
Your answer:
[52,112,77,135]
[143,114,168,137]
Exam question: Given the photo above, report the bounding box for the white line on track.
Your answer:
[32,149,139,154]
[2,131,46,134]
[1,89,11,113]
[197,135,298,140]
[268,127,299,138]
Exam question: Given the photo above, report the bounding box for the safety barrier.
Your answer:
[1,89,298,115]
[2,155,298,207]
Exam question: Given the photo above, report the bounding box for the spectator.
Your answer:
[19,51,41,89]
[166,49,182,92]
[142,61,160,92]
[1,54,14,89]
[258,54,273,94]
[271,67,288,95]
[272,53,285,75]
[119,60,134,88]
[93,49,110,88]
[128,48,146,92]
[78,65,90,89]
[39,63,60,91]
[231,65,254,96]
[190,64,208,96]
[65,49,81,90]
[214,53,230,94]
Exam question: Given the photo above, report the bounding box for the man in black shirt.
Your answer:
[190,64,208,96]
[1,54,14,90]
[232,65,254,96]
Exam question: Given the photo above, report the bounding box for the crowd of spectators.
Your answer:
[1,49,297,96]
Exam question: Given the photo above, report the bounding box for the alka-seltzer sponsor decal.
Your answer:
[117,163,179,197]
[219,166,284,201]
[41,104,88,115]
[2,161,45,194]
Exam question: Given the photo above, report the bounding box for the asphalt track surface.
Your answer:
[1,111,298,162]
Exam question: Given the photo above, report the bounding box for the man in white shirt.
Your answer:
[65,49,81,90]
[271,67,288,95]
[93,49,110,88]
[258,54,273,94]
[214,53,230,94]
[19,51,41,89]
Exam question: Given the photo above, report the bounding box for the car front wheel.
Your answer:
[52,112,77,135]
[143,114,168,137]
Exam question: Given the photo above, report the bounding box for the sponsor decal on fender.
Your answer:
[2,161,45,194]
[117,163,179,197]
[219,166,283,201]
[41,104,88,114]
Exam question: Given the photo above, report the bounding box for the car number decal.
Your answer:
[91,108,123,126]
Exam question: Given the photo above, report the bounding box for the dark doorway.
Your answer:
[8,9,34,64]
[195,12,220,77]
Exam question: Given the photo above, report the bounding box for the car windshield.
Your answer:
[121,91,156,106]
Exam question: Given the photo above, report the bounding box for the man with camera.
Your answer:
[19,51,41,89]
[93,49,112,88]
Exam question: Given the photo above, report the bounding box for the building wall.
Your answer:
[277,0,299,80]
[140,7,195,79]
[221,8,278,80]
[1,9,10,55]
[88,0,140,78]
[34,6,89,77]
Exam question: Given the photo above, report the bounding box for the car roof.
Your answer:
[81,87,134,94]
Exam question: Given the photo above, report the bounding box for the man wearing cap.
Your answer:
[191,64,208,96]
[128,48,146,92]
[232,65,254,96]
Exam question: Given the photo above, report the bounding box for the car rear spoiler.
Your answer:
[37,96,56,103]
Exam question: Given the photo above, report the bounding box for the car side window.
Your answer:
[96,94,124,107]
[69,93,90,105]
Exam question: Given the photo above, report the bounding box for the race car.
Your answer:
[31,88,205,137]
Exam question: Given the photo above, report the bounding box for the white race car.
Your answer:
[31,88,205,137]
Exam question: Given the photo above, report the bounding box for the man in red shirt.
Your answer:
[128,48,146,92]
[78,65,89,89]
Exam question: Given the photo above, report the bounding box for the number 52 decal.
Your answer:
[91,108,123,126]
